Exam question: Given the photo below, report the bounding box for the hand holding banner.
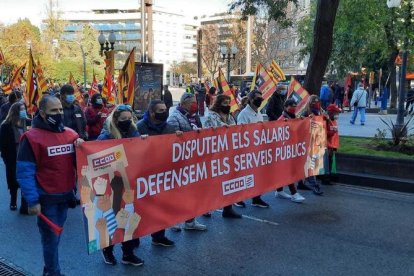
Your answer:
[76,117,327,253]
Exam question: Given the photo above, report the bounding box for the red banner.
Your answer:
[76,117,327,253]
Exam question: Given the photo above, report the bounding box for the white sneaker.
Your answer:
[184,219,207,231]
[291,193,305,203]
[170,224,182,232]
[276,191,292,199]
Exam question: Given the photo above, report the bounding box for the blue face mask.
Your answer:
[66,94,76,104]
[19,110,27,119]
[280,90,287,96]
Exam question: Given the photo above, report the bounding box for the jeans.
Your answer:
[351,107,366,124]
[38,201,69,276]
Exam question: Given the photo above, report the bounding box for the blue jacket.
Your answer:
[320,85,331,101]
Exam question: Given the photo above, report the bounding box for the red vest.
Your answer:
[327,120,340,149]
[23,127,79,194]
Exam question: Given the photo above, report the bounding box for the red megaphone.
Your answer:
[38,213,63,235]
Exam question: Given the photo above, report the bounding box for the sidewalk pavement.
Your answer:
[167,87,412,138]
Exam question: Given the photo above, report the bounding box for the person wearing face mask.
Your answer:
[59,84,88,140]
[85,93,109,140]
[167,93,207,231]
[16,96,83,276]
[96,104,144,267]
[137,99,182,246]
[323,104,341,185]
[203,94,243,218]
[0,102,30,212]
[266,84,287,121]
[298,95,324,195]
[274,99,306,203]
[234,90,270,209]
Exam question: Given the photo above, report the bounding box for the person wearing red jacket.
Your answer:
[324,104,341,185]
[275,99,306,203]
[85,93,109,140]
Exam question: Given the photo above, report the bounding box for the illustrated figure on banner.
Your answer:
[79,145,142,254]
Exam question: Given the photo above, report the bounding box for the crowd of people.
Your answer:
[0,82,342,276]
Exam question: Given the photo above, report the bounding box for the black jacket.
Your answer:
[163,90,173,110]
[63,104,87,140]
[0,122,19,164]
[137,118,176,136]
[266,92,286,121]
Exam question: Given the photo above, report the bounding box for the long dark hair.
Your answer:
[3,102,25,127]
[210,94,231,113]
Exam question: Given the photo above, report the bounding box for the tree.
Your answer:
[298,0,414,108]
[201,24,221,80]
[231,0,340,95]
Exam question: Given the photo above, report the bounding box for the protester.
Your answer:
[97,104,144,267]
[0,91,21,123]
[275,99,305,203]
[206,87,217,109]
[162,85,173,111]
[84,93,109,140]
[0,102,29,212]
[203,94,242,218]
[319,82,332,110]
[350,83,368,125]
[136,100,178,246]
[299,95,324,195]
[59,84,88,140]
[234,90,270,208]
[266,85,287,121]
[323,104,341,185]
[405,85,414,115]
[195,82,207,116]
[334,82,344,109]
[167,93,207,231]
[17,95,82,276]
[233,96,249,121]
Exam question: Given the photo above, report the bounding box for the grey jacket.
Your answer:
[167,107,202,132]
[350,88,368,107]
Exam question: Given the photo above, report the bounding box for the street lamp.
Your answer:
[98,30,117,56]
[220,44,238,81]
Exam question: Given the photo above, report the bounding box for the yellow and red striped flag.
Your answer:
[102,66,115,104]
[0,47,5,65]
[1,63,26,95]
[25,49,39,114]
[116,69,125,104]
[217,68,239,113]
[35,59,48,100]
[287,77,310,115]
[269,60,286,81]
[250,63,278,110]
[69,72,83,103]
[120,47,135,106]
[88,72,99,97]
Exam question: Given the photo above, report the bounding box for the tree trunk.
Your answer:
[387,49,399,109]
[303,0,340,95]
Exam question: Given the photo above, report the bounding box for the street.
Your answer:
[0,161,413,275]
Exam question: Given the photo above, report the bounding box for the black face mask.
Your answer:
[118,120,132,132]
[154,111,168,122]
[219,105,231,114]
[93,103,103,108]
[45,114,63,131]
[253,98,263,108]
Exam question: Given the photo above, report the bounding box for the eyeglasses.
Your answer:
[117,104,132,111]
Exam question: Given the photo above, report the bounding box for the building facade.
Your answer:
[269,0,311,76]
[58,2,198,83]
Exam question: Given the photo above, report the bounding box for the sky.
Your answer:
[0,0,233,27]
